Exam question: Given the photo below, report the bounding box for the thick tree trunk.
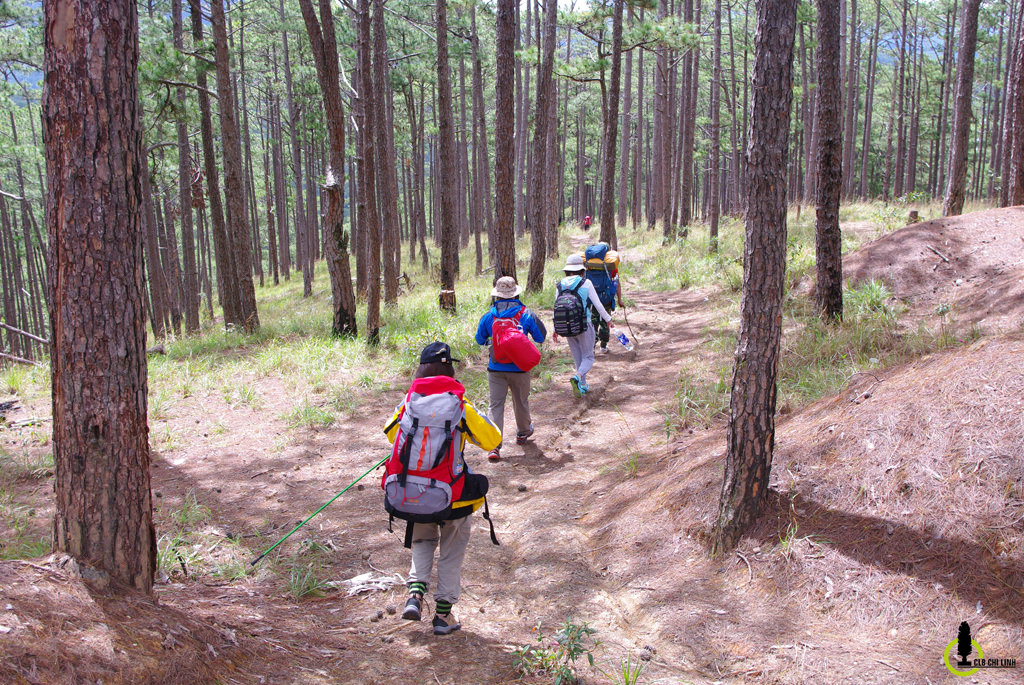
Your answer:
[599,0,624,248]
[709,0,722,252]
[436,0,459,311]
[373,0,400,304]
[210,0,259,331]
[525,0,558,292]
[713,0,796,554]
[494,0,517,280]
[44,0,155,593]
[815,0,844,321]
[172,0,200,332]
[299,0,358,336]
[617,14,634,229]
[1010,5,1024,204]
[354,0,382,336]
[943,0,981,217]
[190,0,236,326]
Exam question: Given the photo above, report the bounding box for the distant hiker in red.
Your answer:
[582,215,592,231]
[383,342,501,635]
[475,276,547,462]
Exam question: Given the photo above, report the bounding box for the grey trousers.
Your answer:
[488,370,533,442]
[566,322,597,384]
[408,515,472,605]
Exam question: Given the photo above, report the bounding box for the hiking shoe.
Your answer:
[515,425,534,445]
[432,613,461,635]
[569,375,582,399]
[402,594,422,621]
[579,381,590,395]
[487,449,501,462]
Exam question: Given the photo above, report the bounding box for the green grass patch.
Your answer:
[285,401,336,429]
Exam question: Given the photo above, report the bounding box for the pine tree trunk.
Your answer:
[172,0,200,332]
[494,0,518,280]
[525,0,557,291]
[44,0,155,593]
[299,0,358,336]
[816,0,844,321]
[617,13,634,228]
[437,0,459,310]
[709,0,722,253]
[599,0,624,248]
[943,0,982,217]
[713,0,797,555]
[859,0,881,199]
[372,0,400,304]
[210,0,259,331]
[1010,3,1024,204]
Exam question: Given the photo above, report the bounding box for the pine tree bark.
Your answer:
[494,0,517,280]
[617,13,634,228]
[525,0,557,292]
[372,0,400,304]
[815,0,843,321]
[355,0,382,337]
[437,0,459,311]
[709,0,722,252]
[210,0,259,331]
[44,0,155,593]
[599,0,625,248]
[713,0,797,554]
[299,0,358,336]
[943,0,981,216]
[1010,4,1024,204]
[172,0,200,332]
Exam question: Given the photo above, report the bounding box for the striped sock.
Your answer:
[436,600,453,615]
[408,581,426,596]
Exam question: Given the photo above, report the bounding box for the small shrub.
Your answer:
[513,620,600,685]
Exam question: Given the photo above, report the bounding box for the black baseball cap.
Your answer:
[419,341,460,365]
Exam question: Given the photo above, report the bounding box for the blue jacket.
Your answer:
[475,299,547,372]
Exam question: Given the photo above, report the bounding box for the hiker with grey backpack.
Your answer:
[552,254,613,398]
[382,342,501,635]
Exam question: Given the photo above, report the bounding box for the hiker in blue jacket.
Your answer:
[475,276,547,462]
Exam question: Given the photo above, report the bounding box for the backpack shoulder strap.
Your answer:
[403,520,415,549]
[482,496,499,546]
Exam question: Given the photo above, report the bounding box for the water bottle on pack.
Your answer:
[617,331,634,352]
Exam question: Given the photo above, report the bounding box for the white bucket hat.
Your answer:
[491,276,522,299]
[563,254,586,272]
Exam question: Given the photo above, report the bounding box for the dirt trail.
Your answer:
[7,212,1023,684]
[229,233,727,683]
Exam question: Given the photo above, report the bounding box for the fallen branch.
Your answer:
[736,551,753,585]
[926,245,950,263]
[0,351,41,366]
[0,322,49,345]
[875,659,900,672]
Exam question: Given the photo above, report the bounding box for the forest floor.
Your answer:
[1,207,1023,684]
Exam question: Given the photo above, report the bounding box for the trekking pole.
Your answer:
[249,455,388,567]
[622,305,640,349]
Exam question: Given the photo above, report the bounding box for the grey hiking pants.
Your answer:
[488,370,533,443]
[408,515,472,605]
[566,322,597,385]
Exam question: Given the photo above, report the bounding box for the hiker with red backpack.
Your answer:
[552,254,613,398]
[383,342,501,635]
[474,276,547,462]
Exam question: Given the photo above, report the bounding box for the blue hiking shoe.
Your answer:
[569,375,582,399]
[579,381,590,395]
